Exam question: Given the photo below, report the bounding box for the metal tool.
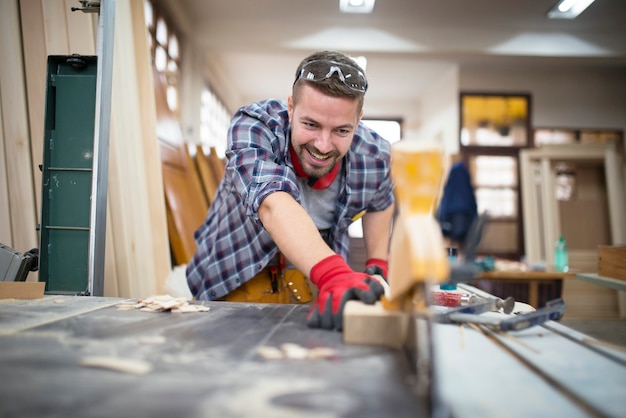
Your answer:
[435,296,515,322]
[0,244,39,282]
[440,298,566,332]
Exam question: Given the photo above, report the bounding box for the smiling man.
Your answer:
[186,50,395,331]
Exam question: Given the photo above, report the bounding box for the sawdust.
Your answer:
[115,294,210,313]
[257,343,336,360]
[79,356,153,375]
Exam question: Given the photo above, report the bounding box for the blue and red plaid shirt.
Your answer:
[186,99,394,300]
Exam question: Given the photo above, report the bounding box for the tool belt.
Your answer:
[221,253,315,304]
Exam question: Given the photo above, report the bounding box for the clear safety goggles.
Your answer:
[295,59,368,93]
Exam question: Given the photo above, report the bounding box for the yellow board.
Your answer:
[387,141,450,302]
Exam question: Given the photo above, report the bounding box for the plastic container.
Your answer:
[440,247,459,290]
[554,235,569,272]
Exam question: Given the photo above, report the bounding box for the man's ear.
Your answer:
[287,95,294,122]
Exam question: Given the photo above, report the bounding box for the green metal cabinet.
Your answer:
[40,55,97,294]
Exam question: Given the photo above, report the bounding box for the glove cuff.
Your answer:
[309,254,352,287]
[365,258,388,278]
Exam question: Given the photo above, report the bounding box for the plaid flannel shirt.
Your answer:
[186,99,394,300]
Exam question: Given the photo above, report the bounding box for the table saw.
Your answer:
[1,285,624,418]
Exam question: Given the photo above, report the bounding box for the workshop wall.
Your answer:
[460,66,626,142]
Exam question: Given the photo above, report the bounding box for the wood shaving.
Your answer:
[138,335,166,345]
[281,343,310,359]
[115,294,210,313]
[256,346,284,360]
[257,343,336,360]
[79,356,152,375]
[115,303,137,311]
[307,347,337,359]
[172,304,210,313]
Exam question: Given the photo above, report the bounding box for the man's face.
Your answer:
[288,84,363,179]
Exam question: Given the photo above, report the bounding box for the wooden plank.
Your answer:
[598,245,626,281]
[562,279,619,319]
[128,0,172,294]
[104,0,166,298]
[0,87,11,244]
[156,69,208,265]
[540,157,559,268]
[63,0,97,54]
[194,145,218,206]
[103,209,120,298]
[0,0,38,257]
[520,151,542,264]
[42,0,69,54]
[604,146,626,244]
[18,0,47,218]
[0,282,45,300]
[208,146,226,184]
[343,301,409,348]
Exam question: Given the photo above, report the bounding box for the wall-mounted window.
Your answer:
[200,86,230,159]
[145,0,181,115]
[362,119,402,145]
[461,94,530,147]
[349,118,402,238]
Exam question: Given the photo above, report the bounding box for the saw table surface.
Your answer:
[0,296,422,418]
[1,293,626,418]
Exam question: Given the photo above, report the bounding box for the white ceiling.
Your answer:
[157,0,626,112]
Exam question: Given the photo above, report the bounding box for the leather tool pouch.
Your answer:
[223,264,314,304]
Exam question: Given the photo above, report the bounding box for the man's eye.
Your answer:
[337,128,351,135]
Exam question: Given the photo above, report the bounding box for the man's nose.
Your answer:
[313,131,333,154]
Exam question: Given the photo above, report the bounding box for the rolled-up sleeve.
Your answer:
[227,103,301,223]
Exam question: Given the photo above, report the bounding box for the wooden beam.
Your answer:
[343,301,409,348]
[0,0,38,257]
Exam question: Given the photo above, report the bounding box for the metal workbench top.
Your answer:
[0,296,422,418]
[1,293,625,417]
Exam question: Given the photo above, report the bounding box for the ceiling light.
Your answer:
[339,0,375,14]
[547,0,595,19]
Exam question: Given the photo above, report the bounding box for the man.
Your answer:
[186,50,395,331]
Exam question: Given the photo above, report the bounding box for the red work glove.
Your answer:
[307,255,385,331]
[364,258,388,281]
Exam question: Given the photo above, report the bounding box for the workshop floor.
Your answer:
[559,318,626,348]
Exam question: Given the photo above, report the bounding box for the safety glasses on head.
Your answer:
[295,59,368,93]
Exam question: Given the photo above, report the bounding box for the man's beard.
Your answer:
[298,144,339,179]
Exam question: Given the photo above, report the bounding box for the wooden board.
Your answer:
[598,245,626,281]
[194,145,220,206]
[18,0,47,217]
[0,0,38,253]
[105,0,172,297]
[343,301,409,348]
[208,146,226,183]
[0,282,44,300]
[155,70,208,265]
[562,279,620,319]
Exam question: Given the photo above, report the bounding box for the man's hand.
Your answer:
[364,258,388,281]
[307,255,384,331]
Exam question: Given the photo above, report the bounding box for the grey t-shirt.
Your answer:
[297,168,341,233]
